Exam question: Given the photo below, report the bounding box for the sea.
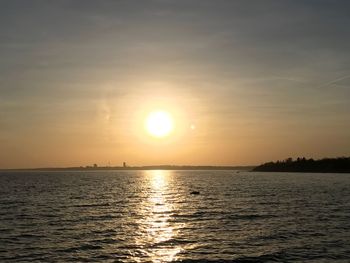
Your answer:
[0,170,349,262]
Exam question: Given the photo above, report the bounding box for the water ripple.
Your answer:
[0,170,349,262]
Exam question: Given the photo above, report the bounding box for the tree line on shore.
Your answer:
[253,157,350,173]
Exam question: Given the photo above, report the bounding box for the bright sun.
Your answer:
[145,110,174,138]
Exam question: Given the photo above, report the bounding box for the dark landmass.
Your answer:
[253,157,350,173]
[1,165,254,172]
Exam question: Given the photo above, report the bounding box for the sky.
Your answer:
[1,0,350,168]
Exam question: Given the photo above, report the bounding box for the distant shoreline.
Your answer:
[0,165,255,172]
[253,157,350,173]
[3,157,350,173]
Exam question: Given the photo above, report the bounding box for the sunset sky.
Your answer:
[1,0,350,168]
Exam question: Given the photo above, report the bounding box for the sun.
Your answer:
[145,110,174,138]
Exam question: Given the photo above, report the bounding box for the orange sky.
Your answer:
[1,1,350,168]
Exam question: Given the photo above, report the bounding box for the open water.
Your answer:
[0,170,349,262]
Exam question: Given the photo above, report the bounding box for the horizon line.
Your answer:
[0,164,256,171]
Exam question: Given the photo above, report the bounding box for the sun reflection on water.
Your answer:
[136,170,182,262]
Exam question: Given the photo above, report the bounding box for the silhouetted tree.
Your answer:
[253,157,350,173]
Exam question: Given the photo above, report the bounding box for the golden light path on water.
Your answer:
[135,170,183,262]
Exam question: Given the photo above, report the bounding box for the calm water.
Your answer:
[0,170,349,262]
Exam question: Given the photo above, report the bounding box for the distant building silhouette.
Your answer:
[123,162,127,168]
